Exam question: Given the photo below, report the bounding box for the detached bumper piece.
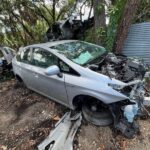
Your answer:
[38,112,82,150]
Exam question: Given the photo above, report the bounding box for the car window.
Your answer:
[16,48,31,63]
[59,60,80,76]
[32,48,58,68]
[59,60,70,72]
[21,48,32,63]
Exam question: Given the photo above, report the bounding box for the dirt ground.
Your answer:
[0,79,150,150]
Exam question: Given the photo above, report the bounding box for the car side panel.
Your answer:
[13,57,70,108]
[64,74,128,109]
[12,57,36,88]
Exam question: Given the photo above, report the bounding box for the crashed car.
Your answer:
[12,40,148,138]
[0,46,16,79]
[46,17,94,41]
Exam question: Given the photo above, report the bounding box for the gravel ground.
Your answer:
[0,79,150,150]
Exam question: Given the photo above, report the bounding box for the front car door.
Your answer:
[30,47,69,106]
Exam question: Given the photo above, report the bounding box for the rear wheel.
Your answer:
[82,99,113,126]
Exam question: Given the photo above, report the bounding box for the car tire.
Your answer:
[82,102,113,126]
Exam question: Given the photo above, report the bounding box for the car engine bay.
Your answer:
[88,52,146,82]
[87,52,150,138]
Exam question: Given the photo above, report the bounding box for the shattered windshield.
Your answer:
[51,41,106,65]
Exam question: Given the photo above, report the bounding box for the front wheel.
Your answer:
[82,100,113,126]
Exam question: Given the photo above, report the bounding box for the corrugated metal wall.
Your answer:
[123,22,150,65]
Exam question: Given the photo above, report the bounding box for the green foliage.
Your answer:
[96,3,105,13]
[106,0,127,51]
[134,0,150,23]
[83,28,95,43]
[0,0,76,49]
[96,27,107,46]
[0,0,149,51]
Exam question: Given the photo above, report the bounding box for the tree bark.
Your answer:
[52,0,56,23]
[113,0,140,54]
[93,0,106,45]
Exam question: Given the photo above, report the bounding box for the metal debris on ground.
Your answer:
[38,111,82,150]
[0,47,15,80]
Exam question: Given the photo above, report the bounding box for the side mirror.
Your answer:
[45,65,61,76]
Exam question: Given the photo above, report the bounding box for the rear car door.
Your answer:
[30,47,68,106]
[15,47,35,88]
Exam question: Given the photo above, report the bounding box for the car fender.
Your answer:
[66,84,128,109]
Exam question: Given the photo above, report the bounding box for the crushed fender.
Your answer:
[38,111,82,150]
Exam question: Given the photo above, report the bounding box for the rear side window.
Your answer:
[16,48,32,63]
[32,48,58,68]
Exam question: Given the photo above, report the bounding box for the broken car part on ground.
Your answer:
[12,40,150,139]
[0,46,15,80]
[38,112,82,150]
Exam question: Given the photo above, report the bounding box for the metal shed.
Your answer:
[123,22,150,65]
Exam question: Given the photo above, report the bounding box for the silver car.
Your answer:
[12,40,146,138]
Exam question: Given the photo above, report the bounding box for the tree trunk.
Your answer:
[93,0,106,45]
[52,0,56,23]
[113,0,140,54]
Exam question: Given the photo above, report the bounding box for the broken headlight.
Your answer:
[108,83,123,90]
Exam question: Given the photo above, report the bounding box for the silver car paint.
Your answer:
[38,111,82,150]
[12,40,129,109]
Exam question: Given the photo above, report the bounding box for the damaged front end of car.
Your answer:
[108,79,146,138]
[88,52,147,82]
[87,53,150,138]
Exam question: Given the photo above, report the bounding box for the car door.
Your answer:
[30,47,68,106]
[15,47,35,88]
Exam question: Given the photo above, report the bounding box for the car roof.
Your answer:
[28,40,78,48]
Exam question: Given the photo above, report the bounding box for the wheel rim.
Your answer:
[82,101,113,126]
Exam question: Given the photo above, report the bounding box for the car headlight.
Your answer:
[108,83,123,90]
